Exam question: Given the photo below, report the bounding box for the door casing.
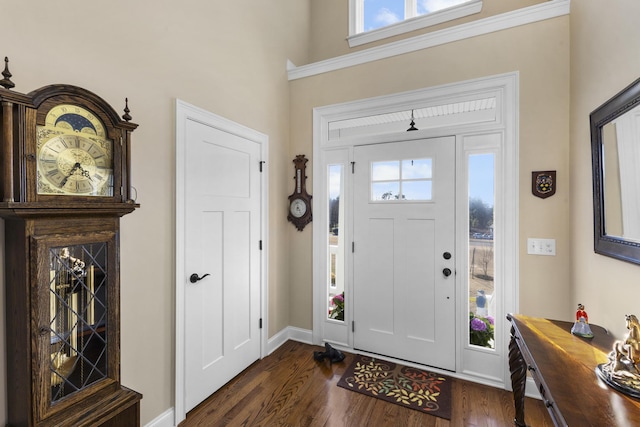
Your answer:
[312,72,519,389]
[174,99,269,424]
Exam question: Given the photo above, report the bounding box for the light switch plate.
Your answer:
[527,238,556,256]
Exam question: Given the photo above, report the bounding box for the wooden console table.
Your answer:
[507,314,640,426]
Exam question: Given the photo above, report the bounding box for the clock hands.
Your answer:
[60,162,92,187]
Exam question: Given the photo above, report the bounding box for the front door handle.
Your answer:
[442,268,452,277]
[189,273,210,283]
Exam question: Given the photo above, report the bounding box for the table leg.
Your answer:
[508,326,527,427]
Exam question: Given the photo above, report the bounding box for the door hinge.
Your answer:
[259,318,263,329]
[351,161,355,173]
[119,136,123,146]
[259,240,263,250]
[259,161,265,172]
[352,242,355,253]
[352,321,355,332]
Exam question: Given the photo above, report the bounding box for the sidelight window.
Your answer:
[467,153,495,349]
[328,164,345,322]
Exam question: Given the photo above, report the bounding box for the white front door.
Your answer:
[353,137,456,370]
[183,118,262,412]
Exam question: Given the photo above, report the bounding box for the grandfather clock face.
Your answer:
[36,104,114,196]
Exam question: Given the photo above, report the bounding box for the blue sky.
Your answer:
[469,153,494,207]
[363,0,469,32]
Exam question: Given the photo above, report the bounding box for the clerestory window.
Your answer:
[349,0,483,47]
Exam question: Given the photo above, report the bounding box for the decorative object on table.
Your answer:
[532,170,556,199]
[287,154,313,231]
[337,355,452,420]
[596,314,640,398]
[571,303,594,338]
[469,312,494,348]
[313,342,345,364]
[329,292,345,320]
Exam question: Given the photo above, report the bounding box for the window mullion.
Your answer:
[351,0,363,36]
[405,0,417,19]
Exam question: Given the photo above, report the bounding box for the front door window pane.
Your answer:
[372,182,400,200]
[371,158,432,201]
[403,180,432,200]
[402,158,432,179]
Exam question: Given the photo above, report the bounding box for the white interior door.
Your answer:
[353,137,456,370]
[183,118,262,412]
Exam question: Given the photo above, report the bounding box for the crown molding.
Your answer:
[288,0,570,81]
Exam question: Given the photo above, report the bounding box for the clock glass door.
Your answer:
[33,230,118,420]
[48,242,109,402]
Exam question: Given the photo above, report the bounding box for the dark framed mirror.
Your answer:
[591,77,640,265]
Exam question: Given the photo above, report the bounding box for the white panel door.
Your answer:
[353,137,456,370]
[184,119,261,412]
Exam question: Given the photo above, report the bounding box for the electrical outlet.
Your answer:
[527,238,556,256]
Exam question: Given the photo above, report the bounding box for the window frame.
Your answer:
[348,0,483,48]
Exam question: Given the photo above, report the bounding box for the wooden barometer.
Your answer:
[287,154,312,231]
[0,57,141,426]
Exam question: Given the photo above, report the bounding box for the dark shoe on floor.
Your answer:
[325,343,345,363]
[313,350,327,362]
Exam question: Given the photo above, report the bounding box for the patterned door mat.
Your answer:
[337,355,452,420]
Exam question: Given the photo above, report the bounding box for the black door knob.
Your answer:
[443,252,452,260]
[442,268,452,277]
[190,273,210,283]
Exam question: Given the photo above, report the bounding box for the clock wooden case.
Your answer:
[0,61,141,426]
[287,154,312,231]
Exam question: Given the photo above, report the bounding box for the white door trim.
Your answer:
[312,72,519,388]
[174,99,269,424]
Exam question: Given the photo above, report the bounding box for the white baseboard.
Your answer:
[144,407,174,427]
[267,326,313,355]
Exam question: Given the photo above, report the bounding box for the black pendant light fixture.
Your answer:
[407,109,418,131]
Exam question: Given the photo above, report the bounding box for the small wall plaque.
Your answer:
[532,170,556,199]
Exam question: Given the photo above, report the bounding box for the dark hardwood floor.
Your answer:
[181,340,552,427]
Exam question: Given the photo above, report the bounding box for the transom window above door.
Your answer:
[349,0,483,47]
[371,158,433,201]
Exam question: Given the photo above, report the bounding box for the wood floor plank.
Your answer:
[180,341,552,427]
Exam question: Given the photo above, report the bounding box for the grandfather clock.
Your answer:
[0,58,141,426]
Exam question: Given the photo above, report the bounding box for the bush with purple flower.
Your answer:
[330,292,344,321]
[469,312,494,348]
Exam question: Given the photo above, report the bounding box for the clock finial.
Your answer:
[122,97,132,122]
[0,57,15,90]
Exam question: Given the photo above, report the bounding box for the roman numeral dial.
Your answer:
[36,105,114,196]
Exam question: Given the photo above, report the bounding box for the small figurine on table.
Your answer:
[571,303,594,338]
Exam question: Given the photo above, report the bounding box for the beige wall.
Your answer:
[3,0,638,424]
[0,1,309,424]
[290,15,572,330]
[570,1,640,338]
